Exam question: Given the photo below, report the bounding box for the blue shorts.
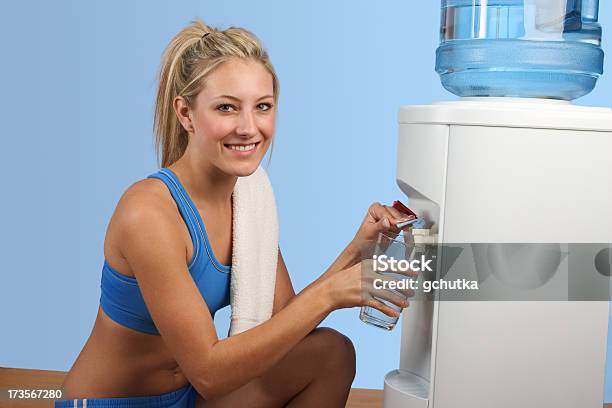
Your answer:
[54,382,197,408]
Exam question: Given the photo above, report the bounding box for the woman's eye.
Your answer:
[217,104,236,112]
[257,103,273,111]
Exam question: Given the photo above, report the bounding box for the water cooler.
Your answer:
[383,1,612,407]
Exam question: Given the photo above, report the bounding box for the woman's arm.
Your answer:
[318,202,414,280]
[271,245,360,315]
[271,249,295,315]
[272,202,413,315]
[115,186,404,401]
[273,232,372,315]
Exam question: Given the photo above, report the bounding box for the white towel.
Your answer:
[229,166,279,336]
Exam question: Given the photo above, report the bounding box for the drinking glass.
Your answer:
[359,231,418,331]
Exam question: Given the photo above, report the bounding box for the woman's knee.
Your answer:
[308,327,356,380]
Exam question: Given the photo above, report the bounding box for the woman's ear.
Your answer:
[173,96,194,133]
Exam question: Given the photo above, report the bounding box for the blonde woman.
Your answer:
[56,20,412,408]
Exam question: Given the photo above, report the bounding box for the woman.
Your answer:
[57,20,413,408]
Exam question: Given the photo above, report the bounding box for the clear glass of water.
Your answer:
[359,231,417,331]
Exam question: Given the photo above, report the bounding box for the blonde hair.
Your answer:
[154,19,279,167]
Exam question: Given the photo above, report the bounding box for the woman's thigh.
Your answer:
[198,327,356,408]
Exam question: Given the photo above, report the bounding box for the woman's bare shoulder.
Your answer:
[114,178,175,224]
[105,177,184,263]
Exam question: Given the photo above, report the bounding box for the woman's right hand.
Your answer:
[319,260,417,318]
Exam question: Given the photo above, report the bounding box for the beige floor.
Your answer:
[346,388,383,407]
[1,367,610,408]
[1,367,379,408]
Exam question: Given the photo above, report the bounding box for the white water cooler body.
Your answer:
[384,98,612,408]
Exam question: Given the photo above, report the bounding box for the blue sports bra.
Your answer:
[99,168,231,335]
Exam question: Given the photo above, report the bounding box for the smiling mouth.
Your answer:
[224,141,260,152]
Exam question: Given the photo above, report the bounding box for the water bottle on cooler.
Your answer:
[436,0,603,100]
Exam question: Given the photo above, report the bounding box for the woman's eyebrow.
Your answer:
[212,94,274,102]
[213,95,241,102]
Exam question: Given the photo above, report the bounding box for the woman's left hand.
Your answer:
[348,202,415,255]
[323,202,416,277]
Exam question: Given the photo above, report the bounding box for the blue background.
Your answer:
[1,0,611,400]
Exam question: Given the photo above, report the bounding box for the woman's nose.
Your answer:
[236,110,257,136]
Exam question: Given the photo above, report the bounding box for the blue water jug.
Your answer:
[435,0,604,100]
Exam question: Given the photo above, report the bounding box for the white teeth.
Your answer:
[227,143,256,152]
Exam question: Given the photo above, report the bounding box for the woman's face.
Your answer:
[186,59,276,177]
